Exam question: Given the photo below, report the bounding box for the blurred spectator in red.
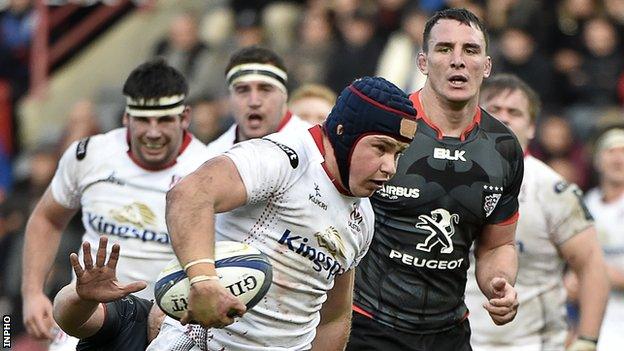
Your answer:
[530,115,591,189]
[375,0,409,40]
[154,12,226,101]
[376,5,427,92]
[289,83,336,125]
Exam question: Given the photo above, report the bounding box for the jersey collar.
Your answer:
[309,125,352,196]
[126,129,193,171]
[409,91,481,142]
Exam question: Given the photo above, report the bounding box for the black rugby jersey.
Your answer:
[353,92,524,333]
[77,295,152,351]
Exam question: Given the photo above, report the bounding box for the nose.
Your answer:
[248,88,262,108]
[450,50,466,69]
[380,154,398,179]
[146,118,162,138]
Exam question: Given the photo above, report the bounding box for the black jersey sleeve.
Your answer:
[487,136,524,224]
[76,295,152,351]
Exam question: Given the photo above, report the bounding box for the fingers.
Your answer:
[107,243,120,270]
[122,281,148,295]
[95,236,108,267]
[82,241,93,270]
[69,253,84,278]
[490,277,507,297]
[26,310,54,340]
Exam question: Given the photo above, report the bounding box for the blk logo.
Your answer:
[433,148,466,161]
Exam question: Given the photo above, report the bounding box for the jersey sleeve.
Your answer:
[50,139,84,209]
[349,201,375,270]
[487,141,524,224]
[76,295,152,351]
[546,181,594,246]
[224,138,300,205]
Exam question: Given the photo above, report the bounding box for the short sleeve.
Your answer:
[547,181,594,246]
[224,138,299,205]
[348,201,375,270]
[487,141,524,224]
[50,140,84,209]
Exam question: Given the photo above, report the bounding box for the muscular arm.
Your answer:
[474,221,519,325]
[165,156,248,326]
[21,187,78,339]
[52,284,104,339]
[560,226,609,340]
[311,269,355,351]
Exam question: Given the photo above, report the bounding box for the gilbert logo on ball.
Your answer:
[154,241,273,320]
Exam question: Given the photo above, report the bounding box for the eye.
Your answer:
[134,117,149,123]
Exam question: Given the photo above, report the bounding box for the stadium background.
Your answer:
[0,0,622,349]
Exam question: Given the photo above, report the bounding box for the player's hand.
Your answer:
[22,292,55,340]
[181,279,246,328]
[566,339,597,351]
[71,236,147,302]
[483,277,518,325]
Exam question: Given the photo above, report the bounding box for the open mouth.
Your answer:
[448,75,468,86]
[247,113,264,128]
[371,180,386,188]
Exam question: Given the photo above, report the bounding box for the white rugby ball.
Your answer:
[154,241,273,320]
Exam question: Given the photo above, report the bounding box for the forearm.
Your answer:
[475,243,517,298]
[52,285,100,335]
[166,178,217,277]
[606,264,624,291]
[576,255,610,339]
[311,313,351,351]
[21,214,63,296]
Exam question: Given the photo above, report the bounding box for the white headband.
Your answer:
[125,94,186,117]
[226,63,288,94]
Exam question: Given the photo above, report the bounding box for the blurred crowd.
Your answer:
[1,0,624,348]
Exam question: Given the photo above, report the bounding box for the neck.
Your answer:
[321,130,345,189]
[601,181,624,203]
[420,84,479,137]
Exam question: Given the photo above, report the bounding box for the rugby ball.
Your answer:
[154,241,273,320]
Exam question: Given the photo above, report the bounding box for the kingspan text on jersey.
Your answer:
[86,212,170,243]
[279,229,345,279]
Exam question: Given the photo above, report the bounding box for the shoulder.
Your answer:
[259,128,317,169]
[63,128,125,163]
[283,114,313,132]
[206,125,237,156]
[480,109,523,160]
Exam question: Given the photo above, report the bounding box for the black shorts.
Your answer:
[346,311,472,351]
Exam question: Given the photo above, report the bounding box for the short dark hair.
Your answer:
[224,46,287,75]
[422,8,488,52]
[480,74,541,123]
[122,58,188,99]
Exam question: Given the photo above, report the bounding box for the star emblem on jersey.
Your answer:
[110,202,157,227]
[482,185,503,217]
[415,209,460,254]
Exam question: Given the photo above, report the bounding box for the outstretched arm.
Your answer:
[311,270,355,351]
[474,221,519,325]
[165,156,247,328]
[22,188,78,340]
[53,236,146,338]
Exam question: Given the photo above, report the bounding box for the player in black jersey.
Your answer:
[53,236,165,351]
[347,8,523,351]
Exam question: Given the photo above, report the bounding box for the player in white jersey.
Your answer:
[583,128,624,351]
[206,46,310,158]
[147,76,419,351]
[21,59,209,345]
[464,74,609,351]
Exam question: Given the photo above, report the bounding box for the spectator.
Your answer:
[288,83,336,125]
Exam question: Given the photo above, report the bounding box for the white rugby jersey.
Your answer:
[51,128,208,299]
[465,156,593,350]
[149,125,374,351]
[205,112,310,159]
[585,188,624,351]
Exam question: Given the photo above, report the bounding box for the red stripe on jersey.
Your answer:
[496,211,520,226]
[352,304,374,319]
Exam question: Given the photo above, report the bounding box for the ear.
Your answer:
[483,56,492,78]
[122,113,129,126]
[527,123,536,141]
[180,106,192,129]
[417,52,428,75]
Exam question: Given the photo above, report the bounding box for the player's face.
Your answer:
[230,80,288,141]
[289,97,333,125]
[597,146,624,186]
[481,89,535,149]
[349,135,409,197]
[418,19,491,103]
[124,110,190,168]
